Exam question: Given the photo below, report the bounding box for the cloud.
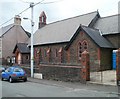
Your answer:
[0,0,120,32]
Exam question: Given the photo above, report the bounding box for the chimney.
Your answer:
[14,15,21,25]
[38,11,47,29]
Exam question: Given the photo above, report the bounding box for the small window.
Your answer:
[26,55,29,60]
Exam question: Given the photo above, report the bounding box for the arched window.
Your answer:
[82,40,88,50]
[78,40,88,60]
[78,42,82,59]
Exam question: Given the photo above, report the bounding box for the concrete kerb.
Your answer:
[27,77,118,90]
[28,77,117,87]
[27,77,120,96]
[87,81,117,86]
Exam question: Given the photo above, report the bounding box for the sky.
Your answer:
[0,0,120,33]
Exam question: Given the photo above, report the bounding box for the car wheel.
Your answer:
[9,77,13,83]
[1,77,4,81]
[24,78,27,82]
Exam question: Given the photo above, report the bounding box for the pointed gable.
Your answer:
[82,26,114,48]
[65,25,114,50]
[13,43,30,54]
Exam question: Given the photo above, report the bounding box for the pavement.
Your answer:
[27,76,120,96]
[31,70,117,87]
[89,70,116,86]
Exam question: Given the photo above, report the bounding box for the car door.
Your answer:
[2,67,12,79]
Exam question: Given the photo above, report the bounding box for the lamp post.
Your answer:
[30,2,34,78]
[23,2,34,78]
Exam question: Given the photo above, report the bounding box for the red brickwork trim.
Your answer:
[116,48,120,84]
[81,50,90,81]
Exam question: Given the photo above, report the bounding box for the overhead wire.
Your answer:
[0,17,14,27]
[0,0,45,27]
[0,6,30,27]
[40,0,64,4]
[0,0,64,27]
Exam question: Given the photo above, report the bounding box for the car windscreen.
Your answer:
[14,68,24,72]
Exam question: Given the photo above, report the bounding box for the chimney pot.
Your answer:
[14,15,21,25]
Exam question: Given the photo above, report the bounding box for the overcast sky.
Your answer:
[0,0,120,32]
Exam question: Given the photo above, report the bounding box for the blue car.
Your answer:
[1,66,27,83]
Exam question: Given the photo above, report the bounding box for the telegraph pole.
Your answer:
[30,2,34,78]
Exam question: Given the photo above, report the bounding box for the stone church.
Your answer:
[30,11,120,72]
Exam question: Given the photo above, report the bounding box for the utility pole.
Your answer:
[30,2,34,78]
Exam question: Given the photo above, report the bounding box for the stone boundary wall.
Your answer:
[20,50,90,83]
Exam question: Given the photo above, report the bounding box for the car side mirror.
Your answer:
[2,69,5,72]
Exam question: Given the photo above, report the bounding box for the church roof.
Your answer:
[82,26,114,48]
[65,25,115,49]
[93,14,119,35]
[33,11,99,46]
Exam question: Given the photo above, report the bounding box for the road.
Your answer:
[1,78,120,97]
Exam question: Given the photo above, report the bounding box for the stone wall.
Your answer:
[22,50,90,83]
[39,64,82,82]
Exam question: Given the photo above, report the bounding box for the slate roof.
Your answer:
[0,24,14,37]
[93,14,119,35]
[13,43,30,54]
[82,26,114,48]
[0,24,30,37]
[65,25,114,49]
[33,11,99,46]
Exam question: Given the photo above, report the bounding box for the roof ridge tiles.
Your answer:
[42,11,98,27]
[100,14,118,19]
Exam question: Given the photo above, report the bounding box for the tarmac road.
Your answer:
[1,78,120,97]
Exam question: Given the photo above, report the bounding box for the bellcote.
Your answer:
[38,11,47,29]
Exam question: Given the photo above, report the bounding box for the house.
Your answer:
[31,11,119,72]
[13,43,30,64]
[0,15,30,65]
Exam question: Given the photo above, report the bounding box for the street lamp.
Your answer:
[23,2,34,78]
